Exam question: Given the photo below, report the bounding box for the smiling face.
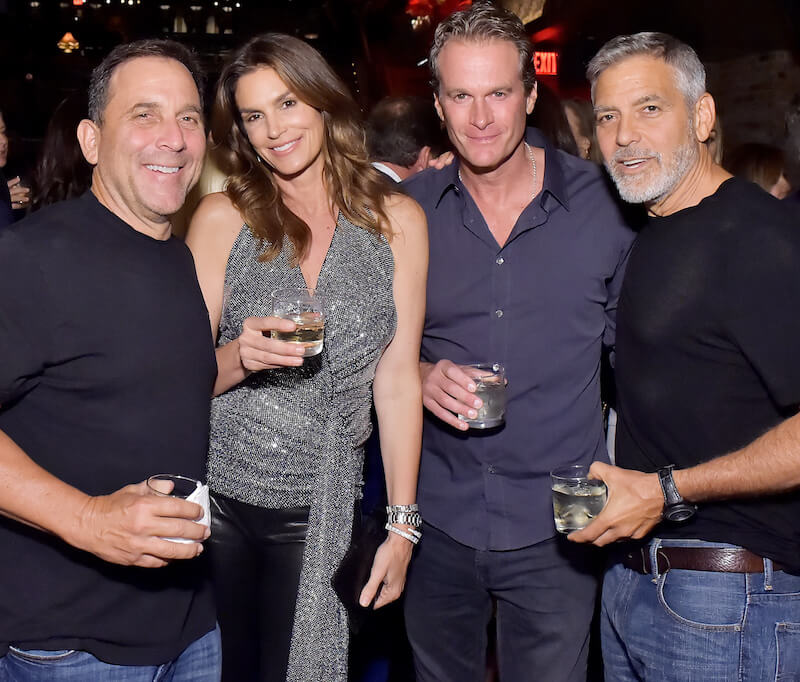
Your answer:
[594,55,701,205]
[78,56,205,236]
[0,113,8,168]
[434,39,536,173]
[235,66,325,183]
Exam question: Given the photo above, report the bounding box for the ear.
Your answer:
[525,82,538,116]
[77,119,100,166]
[433,93,444,123]
[693,93,715,144]
[412,146,432,173]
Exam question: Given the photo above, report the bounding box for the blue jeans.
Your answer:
[0,625,221,682]
[602,538,800,681]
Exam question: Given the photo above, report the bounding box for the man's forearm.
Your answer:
[674,410,800,502]
[0,429,90,541]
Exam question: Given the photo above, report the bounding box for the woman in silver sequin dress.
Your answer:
[185,34,427,682]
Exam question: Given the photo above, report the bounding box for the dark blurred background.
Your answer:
[1,0,799,183]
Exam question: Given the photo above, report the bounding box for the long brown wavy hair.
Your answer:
[212,33,395,264]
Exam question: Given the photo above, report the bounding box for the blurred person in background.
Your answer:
[0,109,30,226]
[726,142,792,199]
[30,94,92,212]
[366,95,446,183]
[186,32,427,682]
[527,80,579,156]
[563,98,602,163]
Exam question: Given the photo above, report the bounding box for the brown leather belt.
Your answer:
[622,546,784,574]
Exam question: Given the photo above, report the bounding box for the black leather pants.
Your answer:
[208,493,309,682]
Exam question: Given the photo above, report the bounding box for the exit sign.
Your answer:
[533,51,558,76]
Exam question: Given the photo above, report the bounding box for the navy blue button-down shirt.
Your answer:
[403,129,636,550]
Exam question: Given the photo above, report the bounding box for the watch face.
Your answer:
[665,505,695,523]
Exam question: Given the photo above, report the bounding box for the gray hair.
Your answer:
[586,32,706,108]
[88,39,205,124]
[429,1,536,95]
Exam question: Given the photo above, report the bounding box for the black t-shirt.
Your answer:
[0,192,217,664]
[616,177,800,569]
[0,170,13,229]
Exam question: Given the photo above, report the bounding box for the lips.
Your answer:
[269,138,300,154]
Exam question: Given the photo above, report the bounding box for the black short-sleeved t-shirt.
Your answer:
[616,177,800,568]
[0,192,217,664]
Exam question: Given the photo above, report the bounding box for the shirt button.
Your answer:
[496,257,504,265]
[487,465,496,474]
[495,309,504,318]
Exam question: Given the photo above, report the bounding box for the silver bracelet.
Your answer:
[387,510,422,527]
[385,522,421,545]
[387,503,419,513]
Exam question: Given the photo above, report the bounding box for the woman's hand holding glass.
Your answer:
[236,316,307,371]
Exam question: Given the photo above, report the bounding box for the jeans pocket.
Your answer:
[7,647,78,663]
[657,569,744,631]
[776,622,800,681]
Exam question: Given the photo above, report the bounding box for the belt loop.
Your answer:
[649,538,662,583]
[764,557,774,591]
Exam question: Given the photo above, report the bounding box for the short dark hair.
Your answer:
[88,39,205,124]
[365,96,443,167]
[429,1,536,96]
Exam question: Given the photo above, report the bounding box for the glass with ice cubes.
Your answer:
[550,465,607,533]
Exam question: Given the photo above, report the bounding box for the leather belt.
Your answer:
[622,546,784,574]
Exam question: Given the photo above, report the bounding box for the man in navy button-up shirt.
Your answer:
[401,4,636,681]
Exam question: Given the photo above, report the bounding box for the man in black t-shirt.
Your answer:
[0,40,220,679]
[569,33,800,680]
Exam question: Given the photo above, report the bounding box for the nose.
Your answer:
[614,114,639,148]
[469,98,494,130]
[156,117,187,152]
[263,112,285,140]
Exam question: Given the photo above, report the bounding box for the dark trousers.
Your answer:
[404,524,600,682]
[207,494,308,682]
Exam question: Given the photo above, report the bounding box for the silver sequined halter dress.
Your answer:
[208,213,396,682]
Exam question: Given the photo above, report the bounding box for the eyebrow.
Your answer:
[594,94,669,114]
[633,94,668,106]
[129,102,202,115]
[239,90,294,115]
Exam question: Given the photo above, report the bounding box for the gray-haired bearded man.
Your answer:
[570,32,800,681]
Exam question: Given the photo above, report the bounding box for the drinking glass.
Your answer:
[270,287,325,357]
[146,474,210,543]
[550,465,607,533]
[457,362,506,429]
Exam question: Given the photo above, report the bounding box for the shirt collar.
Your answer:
[433,127,571,211]
[371,161,403,184]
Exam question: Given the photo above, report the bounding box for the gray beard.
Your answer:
[607,138,698,205]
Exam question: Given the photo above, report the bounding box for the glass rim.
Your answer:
[146,473,202,496]
[464,361,504,372]
[550,464,604,484]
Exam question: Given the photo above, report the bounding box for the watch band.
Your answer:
[658,465,696,522]
[658,465,682,506]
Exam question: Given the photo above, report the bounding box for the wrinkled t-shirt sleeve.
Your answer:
[0,230,51,405]
[723,216,800,409]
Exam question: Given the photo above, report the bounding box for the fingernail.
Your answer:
[197,544,204,554]
[468,409,477,418]
[473,399,482,408]
[467,383,476,392]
